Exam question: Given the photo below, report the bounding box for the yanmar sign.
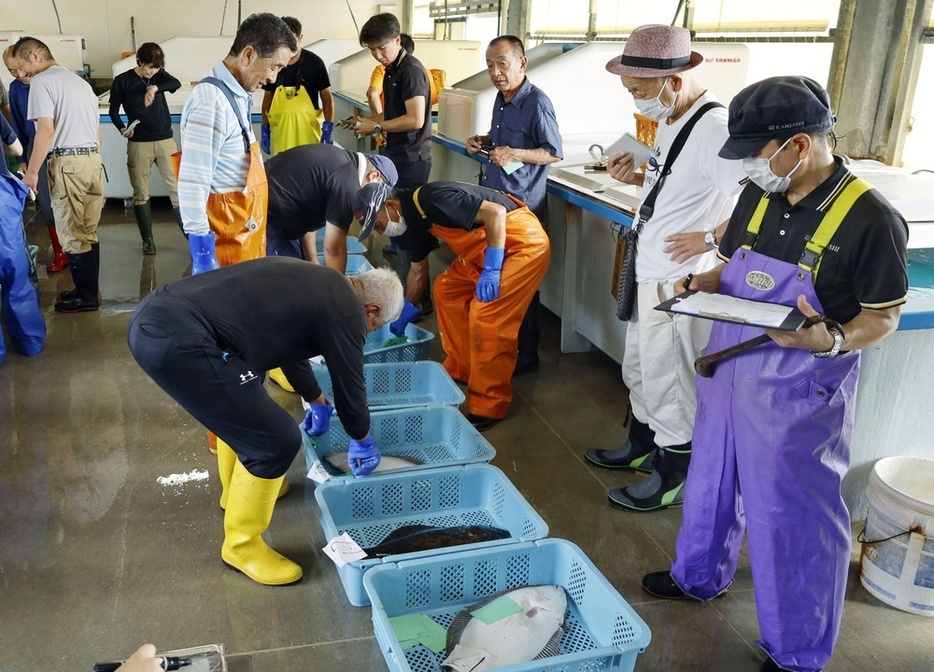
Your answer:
[705,57,743,63]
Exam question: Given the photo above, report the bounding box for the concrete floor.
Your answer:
[1,198,932,672]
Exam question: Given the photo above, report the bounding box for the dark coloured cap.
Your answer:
[719,76,835,159]
[366,154,398,187]
[354,181,392,240]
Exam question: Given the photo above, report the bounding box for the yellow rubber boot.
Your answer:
[217,438,289,510]
[221,461,303,586]
[268,367,295,393]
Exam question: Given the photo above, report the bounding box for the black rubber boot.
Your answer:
[173,206,187,237]
[55,251,100,312]
[134,201,156,254]
[641,571,687,599]
[608,442,691,511]
[59,243,99,301]
[515,291,541,374]
[585,415,658,472]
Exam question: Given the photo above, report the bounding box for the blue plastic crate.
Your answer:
[315,464,548,607]
[316,253,374,275]
[302,403,494,482]
[364,323,434,364]
[364,539,652,672]
[317,235,366,255]
[306,361,464,411]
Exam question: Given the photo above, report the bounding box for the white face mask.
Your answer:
[634,78,676,121]
[382,208,407,237]
[742,137,803,193]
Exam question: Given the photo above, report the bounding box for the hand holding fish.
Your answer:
[348,435,382,476]
[302,402,333,437]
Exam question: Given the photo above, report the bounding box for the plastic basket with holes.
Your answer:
[363,323,434,364]
[317,235,367,255]
[302,361,464,413]
[364,538,651,672]
[315,253,374,275]
[302,403,494,484]
[315,464,545,606]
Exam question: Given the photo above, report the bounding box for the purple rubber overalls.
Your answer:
[671,178,870,672]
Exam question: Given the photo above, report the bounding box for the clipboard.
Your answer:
[604,132,654,167]
[655,291,809,331]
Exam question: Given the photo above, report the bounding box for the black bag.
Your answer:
[614,101,724,322]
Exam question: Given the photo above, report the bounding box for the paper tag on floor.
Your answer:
[323,532,367,567]
[307,460,332,485]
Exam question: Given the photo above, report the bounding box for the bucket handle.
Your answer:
[857,524,925,546]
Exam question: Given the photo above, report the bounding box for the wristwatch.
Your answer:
[812,327,844,358]
[704,230,718,249]
[373,122,382,135]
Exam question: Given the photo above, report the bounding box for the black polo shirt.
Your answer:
[265,144,360,240]
[395,182,518,263]
[261,49,330,109]
[719,157,908,324]
[383,50,431,163]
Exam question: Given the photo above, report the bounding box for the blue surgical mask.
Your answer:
[634,78,676,121]
[742,138,803,193]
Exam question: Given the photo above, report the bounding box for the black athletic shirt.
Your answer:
[109,68,181,142]
[163,257,370,438]
[395,181,518,263]
[383,50,431,163]
[265,144,360,239]
[718,157,909,323]
[261,50,330,109]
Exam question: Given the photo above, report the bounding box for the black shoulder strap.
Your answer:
[199,76,251,153]
[638,101,724,224]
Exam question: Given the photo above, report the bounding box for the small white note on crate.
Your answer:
[306,459,333,485]
[323,532,367,567]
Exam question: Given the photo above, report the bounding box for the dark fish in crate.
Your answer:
[442,584,567,672]
[363,524,510,558]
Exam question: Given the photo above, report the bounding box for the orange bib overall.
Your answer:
[425,194,550,418]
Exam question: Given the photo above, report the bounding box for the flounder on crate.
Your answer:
[442,584,567,672]
[363,524,510,559]
[323,452,422,475]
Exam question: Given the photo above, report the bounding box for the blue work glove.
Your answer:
[347,435,382,477]
[389,300,421,337]
[321,120,334,145]
[302,403,333,437]
[476,247,505,302]
[188,232,220,275]
[261,122,271,154]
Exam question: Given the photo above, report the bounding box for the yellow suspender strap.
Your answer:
[798,177,872,281]
[740,196,771,249]
[412,186,427,219]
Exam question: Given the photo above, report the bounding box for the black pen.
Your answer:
[683,273,694,291]
[93,656,192,672]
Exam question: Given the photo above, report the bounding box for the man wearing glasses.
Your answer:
[584,24,747,512]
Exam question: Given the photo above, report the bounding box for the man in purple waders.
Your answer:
[641,76,908,672]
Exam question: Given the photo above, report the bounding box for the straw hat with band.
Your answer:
[605,24,703,78]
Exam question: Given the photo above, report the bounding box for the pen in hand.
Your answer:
[93,656,192,672]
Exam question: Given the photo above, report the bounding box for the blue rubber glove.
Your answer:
[321,121,334,145]
[188,232,220,275]
[476,247,505,302]
[301,403,332,437]
[389,300,421,337]
[347,435,381,476]
[261,122,271,154]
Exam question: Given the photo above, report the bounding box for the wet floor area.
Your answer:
[1,198,931,671]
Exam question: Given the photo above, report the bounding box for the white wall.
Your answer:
[0,0,386,78]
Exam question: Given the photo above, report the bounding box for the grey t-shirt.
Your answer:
[27,65,99,149]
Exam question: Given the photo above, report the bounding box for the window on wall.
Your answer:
[413,0,502,43]
[529,0,841,40]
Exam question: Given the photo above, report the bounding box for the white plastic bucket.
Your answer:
[860,456,934,616]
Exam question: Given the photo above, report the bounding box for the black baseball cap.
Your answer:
[719,76,836,160]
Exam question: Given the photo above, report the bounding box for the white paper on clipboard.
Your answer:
[604,132,654,167]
